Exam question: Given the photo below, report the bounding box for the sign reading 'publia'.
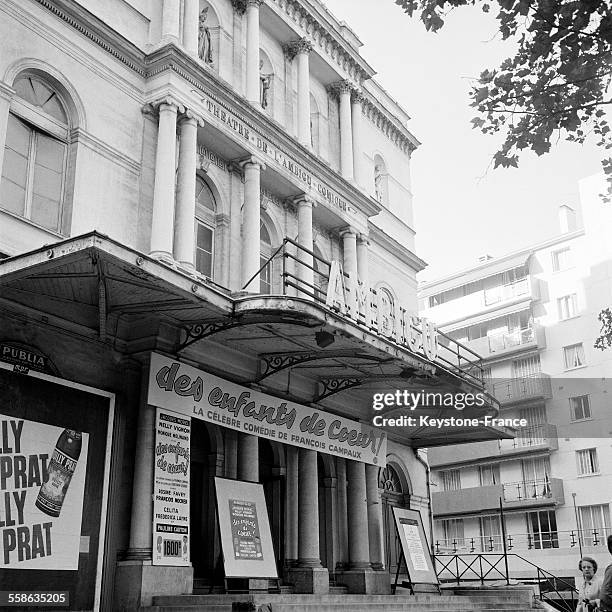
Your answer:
[0,415,88,569]
[153,408,190,567]
[148,353,387,465]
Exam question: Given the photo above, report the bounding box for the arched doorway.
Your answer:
[259,439,285,571]
[190,419,222,584]
[379,463,410,575]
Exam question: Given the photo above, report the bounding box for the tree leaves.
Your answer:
[395,0,612,184]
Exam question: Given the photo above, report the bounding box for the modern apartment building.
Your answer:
[419,174,612,578]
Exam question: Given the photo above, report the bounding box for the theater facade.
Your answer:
[0,0,503,609]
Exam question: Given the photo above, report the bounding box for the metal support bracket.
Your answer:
[314,376,364,403]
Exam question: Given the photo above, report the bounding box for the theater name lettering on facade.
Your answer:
[325,261,439,363]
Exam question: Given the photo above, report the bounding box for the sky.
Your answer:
[323,0,603,282]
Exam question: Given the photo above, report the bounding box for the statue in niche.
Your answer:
[198,8,213,64]
[259,60,272,109]
[374,164,384,202]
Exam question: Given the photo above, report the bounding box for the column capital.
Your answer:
[239,154,266,171]
[357,232,369,245]
[179,109,205,127]
[232,0,262,12]
[339,226,357,238]
[327,80,356,99]
[351,89,365,104]
[148,95,185,114]
[283,38,313,61]
[293,194,317,208]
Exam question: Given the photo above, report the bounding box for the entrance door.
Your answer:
[379,465,410,575]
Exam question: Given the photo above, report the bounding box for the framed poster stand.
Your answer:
[214,477,280,594]
[391,507,441,595]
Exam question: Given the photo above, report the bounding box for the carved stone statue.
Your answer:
[198,8,213,64]
[374,164,384,202]
[259,60,272,109]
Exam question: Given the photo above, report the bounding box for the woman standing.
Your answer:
[577,557,602,612]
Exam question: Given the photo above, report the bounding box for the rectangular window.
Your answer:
[440,518,465,548]
[558,293,578,320]
[440,469,461,491]
[526,510,559,549]
[579,504,611,545]
[570,395,591,421]
[552,247,572,271]
[479,516,502,551]
[512,355,542,378]
[195,221,214,278]
[576,448,599,475]
[479,464,500,486]
[564,343,586,369]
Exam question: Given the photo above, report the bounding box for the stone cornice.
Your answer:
[362,92,420,154]
[267,0,375,85]
[145,45,381,220]
[33,0,146,76]
[368,224,427,273]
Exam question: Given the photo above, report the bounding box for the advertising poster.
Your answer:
[153,408,190,566]
[214,477,277,579]
[0,413,89,570]
[392,507,438,586]
[148,353,387,466]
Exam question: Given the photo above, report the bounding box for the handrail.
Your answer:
[435,553,579,612]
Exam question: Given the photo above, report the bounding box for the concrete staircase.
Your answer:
[141,586,537,611]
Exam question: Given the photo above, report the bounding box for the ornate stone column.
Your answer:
[340,227,358,316]
[174,112,203,269]
[331,81,354,180]
[161,0,181,43]
[366,463,384,571]
[183,0,200,56]
[237,432,259,482]
[336,458,349,569]
[347,460,370,570]
[284,446,299,569]
[240,156,265,291]
[295,195,315,294]
[351,90,365,187]
[284,39,313,146]
[245,0,263,104]
[150,99,182,263]
[288,449,329,593]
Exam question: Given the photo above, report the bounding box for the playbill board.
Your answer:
[153,408,190,566]
[0,414,89,570]
[214,477,278,579]
[392,507,438,586]
[148,353,386,465]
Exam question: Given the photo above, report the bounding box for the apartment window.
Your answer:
[479,516,502,551]
[564,343,586,369]
[579,504,611,544]
[558,293,578,320]
[512,355,542,378]
[527,510,559,549]
[570,395,591,421]
[440,518,465,547]
[552,247,572,271]
[440,469,461,491]
[479,464,500,486]
[1,75,70,233]
[260,219,272,293]
[194,177,216,278]
[576,448,599,476]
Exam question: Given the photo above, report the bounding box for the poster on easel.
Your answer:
[214,477,278,579]
[392,507,438,587]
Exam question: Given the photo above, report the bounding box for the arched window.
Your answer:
[378,464,403,493]
[1,74,70,232]
[260,220,272,293]
[194,176,216,278]
[373,154,389,206]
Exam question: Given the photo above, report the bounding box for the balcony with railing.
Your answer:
[432,477,564,516]
[458,324,546,360]
[498,424,558,455]
[488,373,552,406]
[420,276,538,326]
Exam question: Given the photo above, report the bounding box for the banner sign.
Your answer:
[148,353,386,466]
[392,507,438,586]
[153,408,190,567]
[214,477,277,579]
[0,414,89,570]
